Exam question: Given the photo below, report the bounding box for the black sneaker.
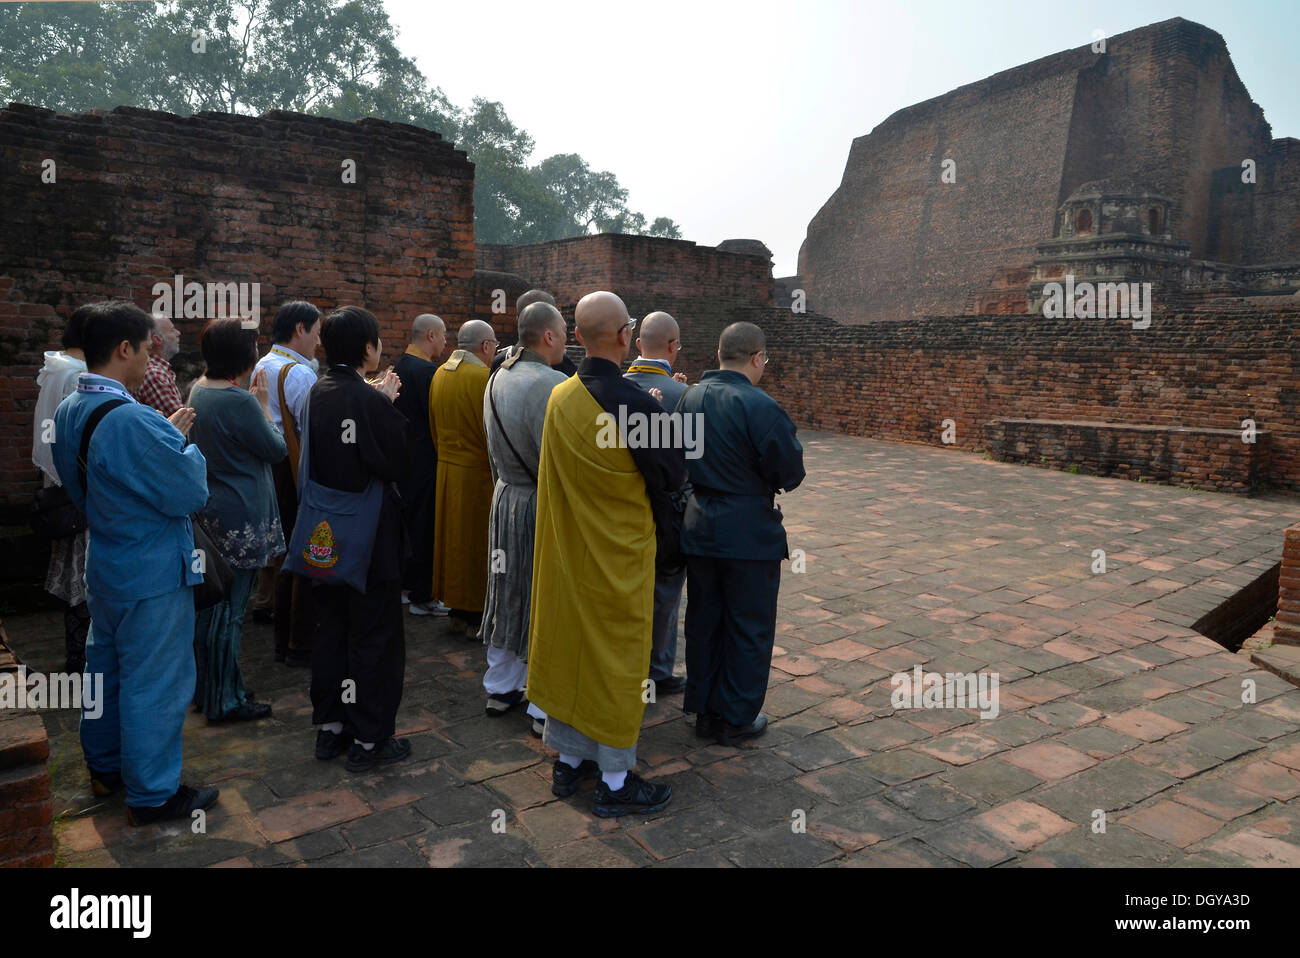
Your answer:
[346,737,412,773]
[592,772,672,818]
[485,689,525,716]
[88,766,123,797]
[719,712,768,747]
[213,701,272,724]
[651,675,687,695]
[127,784,220,826]
[315,727,353,760]
[551,758,599,797]
[694,713,722,740]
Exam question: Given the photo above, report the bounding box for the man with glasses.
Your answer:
[430,320,498,638]
[624,311,690,696]
[679,322,804,746]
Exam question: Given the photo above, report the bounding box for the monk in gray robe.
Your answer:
[480,302,570,735]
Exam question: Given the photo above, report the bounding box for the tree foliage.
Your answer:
[0,0,682,244]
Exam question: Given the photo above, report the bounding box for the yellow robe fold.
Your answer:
[430,350,492,611]
[526,376,655,748]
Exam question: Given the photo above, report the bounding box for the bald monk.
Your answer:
[527,291,687,817]
[480,303,569,729]
[430,320,499,637]
[394,313,448,616]
[624,311,690,694]
[492,289,578,376]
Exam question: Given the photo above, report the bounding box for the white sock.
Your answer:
[357,741,375,751]
[558,754,583,769]
[322,722,344,734]
[601,770,627,791]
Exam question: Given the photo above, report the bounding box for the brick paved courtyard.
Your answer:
[10,432,1300,867]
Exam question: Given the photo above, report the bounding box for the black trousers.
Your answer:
[309,578,405,745]
[272,456,317,654]
[399,474,435,603]
[683,556,782,727]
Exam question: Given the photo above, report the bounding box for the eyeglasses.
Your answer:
[623,319,637,333]
[751,350,769,365]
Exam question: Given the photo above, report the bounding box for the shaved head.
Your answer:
[574,290,631,348]
[718,321,765,364]
[458,319,496,350]
[413,313,444,340]
[637,311,679,353]
[516,289,556,315]
[518,302,564,348]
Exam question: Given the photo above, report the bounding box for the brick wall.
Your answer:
[478,233,774,369]
[800,18,1282,323]
[742,300,1300,492]
[1276,525,1300,647]
[0,102,475,518]
[982,419,1270,493]
[1208,138,1300,266]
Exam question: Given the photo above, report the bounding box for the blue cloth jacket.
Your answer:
[52,374,209,601]
[624,357,688,410]
[679,369,805,560]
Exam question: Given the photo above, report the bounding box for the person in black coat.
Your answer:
[393,314,446,613]
[680,322,805,747]
[491,289,578,377]
[306,306,413,773]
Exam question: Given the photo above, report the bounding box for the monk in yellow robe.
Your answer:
[527,291,687,818]
[430,319,498,637]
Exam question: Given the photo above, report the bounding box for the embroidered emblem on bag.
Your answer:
[304,521,339,568]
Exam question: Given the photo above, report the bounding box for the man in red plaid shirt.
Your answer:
[133,314,183,415]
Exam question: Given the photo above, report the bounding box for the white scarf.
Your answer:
[32,351,87,484]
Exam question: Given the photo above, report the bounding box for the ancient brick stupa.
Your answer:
[796,18,1300,323]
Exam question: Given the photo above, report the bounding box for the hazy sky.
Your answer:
[385,0,1298,276]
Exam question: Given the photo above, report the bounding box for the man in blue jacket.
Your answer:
[52,300,218,825]
[680,321,805,746]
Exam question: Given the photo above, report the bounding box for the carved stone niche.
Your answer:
[1056,179,1172,240]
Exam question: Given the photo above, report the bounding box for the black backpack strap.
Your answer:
[487,369,538,485]
[77,399,129,495]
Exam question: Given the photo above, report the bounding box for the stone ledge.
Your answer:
[0,630,55,867]
[983,418,1270,494]
[1250,644,1300,690]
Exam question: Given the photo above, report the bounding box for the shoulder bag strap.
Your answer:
[487,369,538,485]
[277,361,302,484]
[77,399,129,495]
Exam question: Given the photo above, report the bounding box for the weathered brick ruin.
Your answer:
[796,18,1300,323]
[1,14,1299,860]
[0,102,476,531]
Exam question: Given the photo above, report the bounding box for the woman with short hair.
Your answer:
[297,306,411,771]
[189,319,286,722]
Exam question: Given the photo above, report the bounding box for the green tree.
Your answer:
[0,0,680,243]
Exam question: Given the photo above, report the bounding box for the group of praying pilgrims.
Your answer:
[403,289,806,815]
[33,288,804,824]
